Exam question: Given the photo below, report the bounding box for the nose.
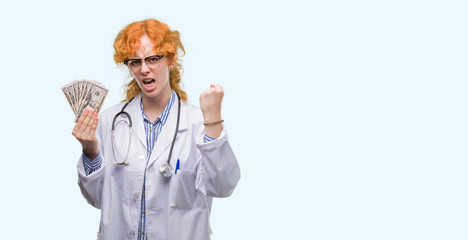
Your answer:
[139,61,150,74]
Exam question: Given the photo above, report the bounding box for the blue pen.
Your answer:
[175,159,180,174]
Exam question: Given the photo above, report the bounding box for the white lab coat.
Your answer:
[77,93,240,240]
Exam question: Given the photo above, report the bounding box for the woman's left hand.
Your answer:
[200,84,224,138]
[199,84,224,122]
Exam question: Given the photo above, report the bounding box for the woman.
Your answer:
[72,19,240,240]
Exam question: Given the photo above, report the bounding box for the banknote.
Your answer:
[61,79,108,122]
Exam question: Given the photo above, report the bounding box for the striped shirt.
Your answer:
[82,90,216,239]
[82,152,102,175]
[137,91,175,239]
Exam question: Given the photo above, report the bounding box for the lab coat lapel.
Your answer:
[148,101,188,167]
[126,94,147,150]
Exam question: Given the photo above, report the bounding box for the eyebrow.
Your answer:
[127,55,163,60]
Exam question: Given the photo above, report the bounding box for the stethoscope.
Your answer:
[111,92,181,178]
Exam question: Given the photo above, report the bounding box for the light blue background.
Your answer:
[0,0,467,239]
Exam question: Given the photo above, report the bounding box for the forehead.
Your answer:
[129,35,156,58]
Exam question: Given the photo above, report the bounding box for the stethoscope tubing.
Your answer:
[112,98,134,166]
[111,93,181,177]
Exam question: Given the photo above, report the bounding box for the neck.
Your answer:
[141,89,172,122]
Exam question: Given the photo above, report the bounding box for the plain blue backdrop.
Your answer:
[0,0,467,239]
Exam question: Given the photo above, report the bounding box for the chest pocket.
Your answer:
[170,170,199,209]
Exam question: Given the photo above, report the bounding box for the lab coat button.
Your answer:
[129,231,135,237]
[133,194,139,200]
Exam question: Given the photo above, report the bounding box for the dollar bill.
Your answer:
[61,85,76,115]
[62,79,108,122]
[75,82,108,122]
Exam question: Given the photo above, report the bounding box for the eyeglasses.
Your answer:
[124,55,164,71]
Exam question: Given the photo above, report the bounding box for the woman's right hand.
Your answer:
[72,107,99,159]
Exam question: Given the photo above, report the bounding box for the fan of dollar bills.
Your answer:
[62,79,109,122]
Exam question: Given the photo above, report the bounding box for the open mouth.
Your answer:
[143,79,155,85]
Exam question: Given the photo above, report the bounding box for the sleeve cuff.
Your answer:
[204,134,217,143]
[82,153,102,176]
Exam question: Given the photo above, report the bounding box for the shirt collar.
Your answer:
[140,90,176,125]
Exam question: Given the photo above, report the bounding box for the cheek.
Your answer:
[154,68,170,83]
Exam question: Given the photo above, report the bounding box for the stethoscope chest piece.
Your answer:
[159,163,172,177]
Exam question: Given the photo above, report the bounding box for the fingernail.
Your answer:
[210,84,215,88]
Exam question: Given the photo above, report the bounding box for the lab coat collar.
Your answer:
[147,92,188,167]
[125,92,188,166]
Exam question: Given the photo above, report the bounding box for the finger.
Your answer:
[217,84,223,91]
[76,109,89,126]
[78,109,94,134]
[206,84,219,94]
[82,112,97,137]
[209,84,223,93]
[212,84,224,97]
[91,113,99,131]
[73,109,90,135]
[91,112,99,130]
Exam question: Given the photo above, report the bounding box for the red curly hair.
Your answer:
[113,19,187,102]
